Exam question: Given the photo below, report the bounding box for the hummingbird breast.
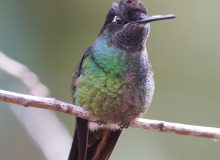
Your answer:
[74,35,154,122]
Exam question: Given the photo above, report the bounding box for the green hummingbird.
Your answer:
[69,0,175,159]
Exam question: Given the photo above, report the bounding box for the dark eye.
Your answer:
[113,16,123,24]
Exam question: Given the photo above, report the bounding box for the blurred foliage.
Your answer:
[0,0,220,159]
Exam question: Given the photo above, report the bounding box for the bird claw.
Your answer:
[119,122,129,130]
[96,118,107,125]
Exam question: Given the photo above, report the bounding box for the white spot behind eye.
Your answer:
[112,16,123,24]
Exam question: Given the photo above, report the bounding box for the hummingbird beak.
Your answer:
[135,14,176,24]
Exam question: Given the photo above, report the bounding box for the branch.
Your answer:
[0,51,48,96]
[0,51,71,160]
[1,89,220,141]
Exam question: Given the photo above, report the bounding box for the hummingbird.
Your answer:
[69,0,175,159]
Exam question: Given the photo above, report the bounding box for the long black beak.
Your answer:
[136,14,176,24]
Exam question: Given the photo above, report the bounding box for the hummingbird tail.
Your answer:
[68,117,89,160]
[68,117,122,160]
[88,129,122,160]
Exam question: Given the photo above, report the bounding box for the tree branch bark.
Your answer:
[0,51,71,160]
[1,89,220,141]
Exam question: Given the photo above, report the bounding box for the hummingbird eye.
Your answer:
[112,16,123,24]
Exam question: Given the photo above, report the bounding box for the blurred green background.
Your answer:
[0,0,220,159]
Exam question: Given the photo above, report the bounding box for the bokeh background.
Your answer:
[0,0,220,159]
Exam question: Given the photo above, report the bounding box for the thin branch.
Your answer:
[0,51,71,160]
[0,51,48,96]
[0,89,220,141]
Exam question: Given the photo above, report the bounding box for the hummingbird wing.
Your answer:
[69,47,122,160]
[68,117,89,160]
[69,47,91,160]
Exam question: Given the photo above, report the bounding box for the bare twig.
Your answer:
[0,51,48,96]
[0,51,71,160]
[0,89,220,141]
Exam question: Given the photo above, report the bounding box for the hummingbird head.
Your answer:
[100,0,175,52]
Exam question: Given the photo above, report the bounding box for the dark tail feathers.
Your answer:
[68,117,122,160]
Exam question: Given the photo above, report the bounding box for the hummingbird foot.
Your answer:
[119,122,130,130]
[96,118,107,125]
